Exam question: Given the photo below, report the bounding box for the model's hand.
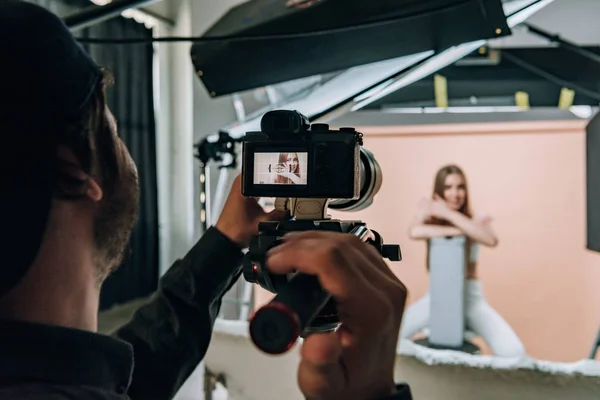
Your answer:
[475,214,493,227]
[430,194,452,219]
[277,172,301,184]
[267,231,407,400]
[417,196,449,220]
[416,197,433,220]
[216,174,288,247]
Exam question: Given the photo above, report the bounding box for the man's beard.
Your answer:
[93,164,140,282]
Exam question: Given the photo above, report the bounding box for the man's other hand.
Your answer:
[266,231,407,400]
[216,174,288,247]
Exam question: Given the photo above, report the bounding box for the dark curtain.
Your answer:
[77,16,159,310]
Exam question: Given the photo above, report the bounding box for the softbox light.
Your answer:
[190,0,510,97]
[587,111,600,253]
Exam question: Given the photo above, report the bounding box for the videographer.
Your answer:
[0,2,411,400]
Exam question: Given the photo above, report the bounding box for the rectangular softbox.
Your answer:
[190,0,510,97]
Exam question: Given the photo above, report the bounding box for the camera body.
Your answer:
[241,110,362,199]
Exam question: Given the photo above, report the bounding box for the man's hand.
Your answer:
[266,231,407,400]
[215,175,288,247]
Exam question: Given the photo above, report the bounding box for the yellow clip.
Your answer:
[515,91,530,109]
[558,88,575,109]
[434,74,448,109]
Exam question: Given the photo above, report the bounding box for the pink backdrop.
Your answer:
[255,119,600,362]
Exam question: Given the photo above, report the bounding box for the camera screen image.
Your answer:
[253,152,308,185]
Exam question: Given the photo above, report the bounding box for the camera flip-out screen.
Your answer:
[253,152,308,186]
[243,143,314,198]
[242,141,358,199]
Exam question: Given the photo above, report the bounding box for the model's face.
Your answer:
[443,173,466,211]
[286,153,299,173]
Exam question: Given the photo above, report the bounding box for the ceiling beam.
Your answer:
[523,23,600,65]
[502,51,600,101]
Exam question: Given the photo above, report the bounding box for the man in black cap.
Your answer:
[0,1,411,399]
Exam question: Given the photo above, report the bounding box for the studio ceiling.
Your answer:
[367,0,600,109]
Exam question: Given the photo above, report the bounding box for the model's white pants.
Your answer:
[400,279,526,357]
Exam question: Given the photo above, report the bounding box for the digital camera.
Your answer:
[240,110,400,355]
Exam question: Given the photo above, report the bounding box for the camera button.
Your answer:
[311,123,329,131]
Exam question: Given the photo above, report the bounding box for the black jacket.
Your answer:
[0,227,412,400]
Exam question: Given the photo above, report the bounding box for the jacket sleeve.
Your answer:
[379,384,413,400]
[112,226,245,400]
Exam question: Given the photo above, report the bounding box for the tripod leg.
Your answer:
[239,281,254,321]
[237,197,266,321]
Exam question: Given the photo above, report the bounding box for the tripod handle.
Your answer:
[249,273,330,354]
[248,225,370,355]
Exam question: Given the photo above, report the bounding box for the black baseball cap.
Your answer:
[0,1,101,298]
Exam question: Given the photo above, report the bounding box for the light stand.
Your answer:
[213,155,235,221]
[194,131,242,233]
[195,139,237,400]
[194,131,259,323]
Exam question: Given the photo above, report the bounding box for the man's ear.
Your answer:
[56,146,103,202]
[85,177,103,202]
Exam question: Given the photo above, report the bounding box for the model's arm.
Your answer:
[408,200,462,240]
[112,226,244,400]
[409,223,463,240]
[443,210,498,247]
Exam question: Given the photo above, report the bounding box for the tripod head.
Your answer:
[243,198,401,354]
[194,130,242,168]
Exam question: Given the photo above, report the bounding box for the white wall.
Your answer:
[154,1,248,398]
[155,0,195,275]
[190,0,241,140]
[155,0,246,273]
[189,0,245,242]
